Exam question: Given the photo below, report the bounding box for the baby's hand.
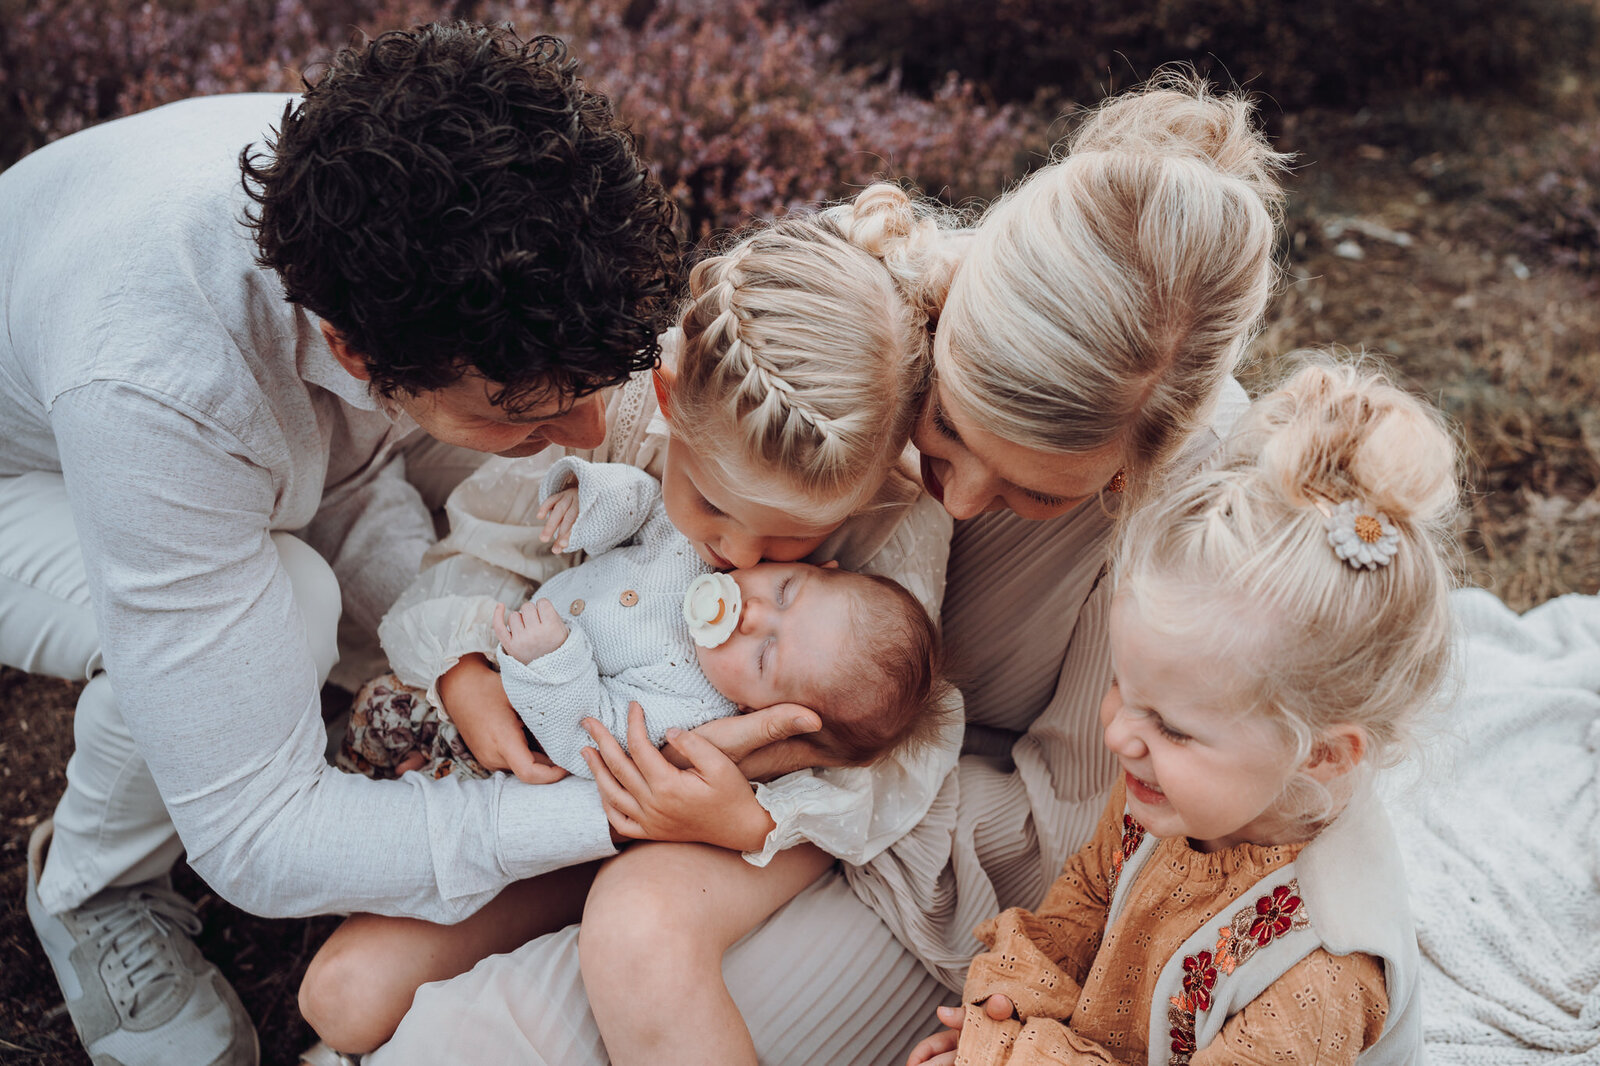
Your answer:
[537,486,580,553]
[492,599,568,663]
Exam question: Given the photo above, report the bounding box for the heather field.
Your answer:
[2,1,1598,1062]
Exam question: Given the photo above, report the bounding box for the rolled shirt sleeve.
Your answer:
[52,383,613,921]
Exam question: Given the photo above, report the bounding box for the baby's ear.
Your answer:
[1302,725,1366,783]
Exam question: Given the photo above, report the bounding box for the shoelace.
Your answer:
[83,885,204,1020]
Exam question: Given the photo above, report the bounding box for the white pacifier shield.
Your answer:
[683,572,741,648]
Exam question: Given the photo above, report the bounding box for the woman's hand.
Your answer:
[436,654,569,785]
[683,703,835,780]
[580,703,777,852]
[905,998,1016,1066]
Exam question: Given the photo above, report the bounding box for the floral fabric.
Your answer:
[1166,880,1314,1065]
[337,673,489,781]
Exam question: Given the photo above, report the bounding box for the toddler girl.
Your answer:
[909,360,1457,1066]
[300,183,964,1056]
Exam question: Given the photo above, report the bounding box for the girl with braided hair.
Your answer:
[298,181,965,1059]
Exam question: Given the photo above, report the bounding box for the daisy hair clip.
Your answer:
[1323,499,1400,570]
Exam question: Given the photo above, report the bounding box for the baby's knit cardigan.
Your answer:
[497,457,735,776]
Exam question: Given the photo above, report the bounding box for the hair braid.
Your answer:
[669,183,961,515]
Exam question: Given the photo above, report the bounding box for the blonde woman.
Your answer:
[364,73,1289,1066]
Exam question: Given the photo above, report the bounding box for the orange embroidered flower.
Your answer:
[1212,927,1239,975]
[1166,1004,1197,1066]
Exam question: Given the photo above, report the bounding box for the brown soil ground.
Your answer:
[2,93,1597,1065]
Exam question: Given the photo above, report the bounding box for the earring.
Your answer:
[1107,469,1127,494]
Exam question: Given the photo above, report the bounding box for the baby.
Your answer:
[343,456,943,780]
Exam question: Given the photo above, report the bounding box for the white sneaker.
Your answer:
[25,819,259,1066]
[300,1040,361,1065]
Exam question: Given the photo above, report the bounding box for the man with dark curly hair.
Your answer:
[0,21,680,1066]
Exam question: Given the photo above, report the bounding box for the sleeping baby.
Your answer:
[339,457,944,781]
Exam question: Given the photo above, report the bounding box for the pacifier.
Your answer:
[682,572,741,648]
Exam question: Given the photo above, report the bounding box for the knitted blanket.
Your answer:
[1382,589,1600,1065]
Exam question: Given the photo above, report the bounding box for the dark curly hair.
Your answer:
[241,21,681,410]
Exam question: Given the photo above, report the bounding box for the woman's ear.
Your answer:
[321,321,372,382]
[1302,725,1366,784]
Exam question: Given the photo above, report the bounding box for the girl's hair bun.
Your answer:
[1247,357,1459,531]
[823,182,962,325]
[1069,69,1290,218]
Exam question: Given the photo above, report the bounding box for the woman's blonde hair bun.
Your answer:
[936,72,1290,483]
[1070,69,1289,218]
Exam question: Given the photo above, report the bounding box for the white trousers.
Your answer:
[2,439,479,914]
[1,470,343,911]
[366,870,959,1066]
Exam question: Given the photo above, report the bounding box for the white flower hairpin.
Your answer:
[1323,500,1400,570]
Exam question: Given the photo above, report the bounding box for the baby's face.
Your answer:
[693,561,855,712]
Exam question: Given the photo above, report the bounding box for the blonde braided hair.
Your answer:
[669,183,960,518]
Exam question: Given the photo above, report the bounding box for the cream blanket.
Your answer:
[1384,589,1600,1064]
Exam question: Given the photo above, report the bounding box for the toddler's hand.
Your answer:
[905,1005,963,1066]
[493,599,568,663]
[537,486,580,553]
[905,998,1013,1066]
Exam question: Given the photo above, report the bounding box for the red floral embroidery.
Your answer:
[1167,880,1311,1065]
[1249,884,1304,945]
[1121,814,1145,859]
[1167,1005,1197,1066]
[1180,951,1218,1012]
[1106,813,1147,896]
